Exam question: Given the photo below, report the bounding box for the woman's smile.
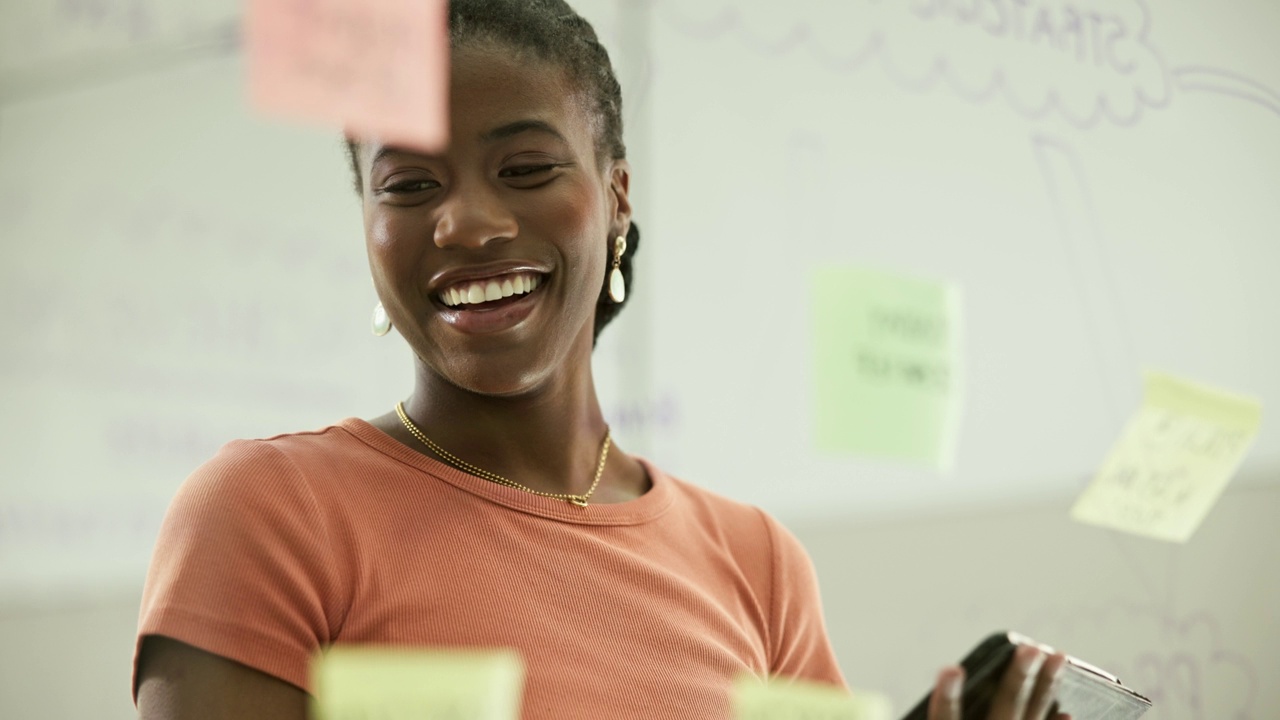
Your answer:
[433,268,550,335]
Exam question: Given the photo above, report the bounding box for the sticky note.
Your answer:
[732,676,893,720]
[246,0,449,152]
[1071,371,1262,543]
[311,646,524,720]
[811,266,962,469]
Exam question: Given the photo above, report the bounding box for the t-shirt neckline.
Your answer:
[337,417,675,526]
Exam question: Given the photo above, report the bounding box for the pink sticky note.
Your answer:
[247,0,449,152]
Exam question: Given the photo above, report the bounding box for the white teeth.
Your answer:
[439,272,543,307]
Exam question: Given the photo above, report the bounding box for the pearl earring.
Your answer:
[608,235,627,303]
[371,302,392,336]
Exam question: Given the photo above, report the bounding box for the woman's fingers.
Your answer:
[988,645,1045,720]
[925,647,1067,720]
[927,665,964,720]
[1023,652,1067,720]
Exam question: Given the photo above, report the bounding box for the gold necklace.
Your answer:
[395,402,611,508]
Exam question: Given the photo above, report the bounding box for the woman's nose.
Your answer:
[433,185,519,250]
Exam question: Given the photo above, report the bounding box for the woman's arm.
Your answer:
[134,441,342,711]
[136,635,308,720]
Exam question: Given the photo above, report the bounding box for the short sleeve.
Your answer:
[133,439,344,699]
[759,509,847,688]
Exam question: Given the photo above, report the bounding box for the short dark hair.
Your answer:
[345,0,640,345]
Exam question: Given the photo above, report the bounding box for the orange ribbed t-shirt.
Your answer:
[135,419,846,718]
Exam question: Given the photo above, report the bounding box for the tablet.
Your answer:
[900,631,1152,720]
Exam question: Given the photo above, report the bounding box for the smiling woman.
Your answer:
[128,2,1045,719]
[352,41,629,401]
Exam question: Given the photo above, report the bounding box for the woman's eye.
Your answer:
[501,164,558,178]
[385,179,438,194]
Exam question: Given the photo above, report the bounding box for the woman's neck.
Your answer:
[394,356,623,499]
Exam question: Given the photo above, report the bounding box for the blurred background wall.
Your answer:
[2,1,1278,717]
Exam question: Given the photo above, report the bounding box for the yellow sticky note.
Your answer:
[732,676,893,720]
[246,0,449,153]
[311,646,524,720]
[811,266,962,469]
[1071,371,1263,542]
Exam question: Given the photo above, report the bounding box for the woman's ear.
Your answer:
[608,159,632,236]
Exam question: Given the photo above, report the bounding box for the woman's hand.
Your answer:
[926,644,1071,720]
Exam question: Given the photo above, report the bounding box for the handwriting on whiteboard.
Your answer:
[604,393,681,436]
[0,499,163,550]
[660,0,1171,128]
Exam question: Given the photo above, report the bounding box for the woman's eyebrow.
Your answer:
[481,119,568,144]
[369,146,425,168]
[369,120,566,167]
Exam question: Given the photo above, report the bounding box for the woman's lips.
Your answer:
[435,280,544,335]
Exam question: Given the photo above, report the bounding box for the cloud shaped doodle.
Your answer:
[659,0,1174,129]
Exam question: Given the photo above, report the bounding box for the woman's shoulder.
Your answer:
[178,418,380,507]
[655,464,820,608]
[239,417,373,460]
[655,463,801,556]
[657,465,770,522]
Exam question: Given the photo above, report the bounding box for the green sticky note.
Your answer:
[311,646,524,720]
[1071,371,1263,543]
[732,675,893,720]
[811,266,962,469]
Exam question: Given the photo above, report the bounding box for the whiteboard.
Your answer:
[642,0,1280,520]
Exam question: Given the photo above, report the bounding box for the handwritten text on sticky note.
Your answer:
[247,0,449,152]
[811,266,962,469]
[1071,371,1262,543]
[311,646,524,720]
[733,676,893,720]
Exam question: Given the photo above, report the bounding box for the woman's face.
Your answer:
[358,43,631,397]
